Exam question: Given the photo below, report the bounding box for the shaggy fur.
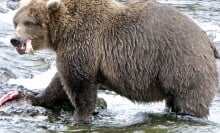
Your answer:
[12,0,219,123]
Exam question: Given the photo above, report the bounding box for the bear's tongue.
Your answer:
[16,45,26,55]
[16,40,34,55]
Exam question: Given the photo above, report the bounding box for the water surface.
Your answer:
[0,0,220,132]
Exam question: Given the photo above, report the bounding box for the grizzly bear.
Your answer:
[10,0,219,123]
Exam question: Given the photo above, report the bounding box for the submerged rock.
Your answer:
[0,0,20,13]
[0,6,9,13]
[6,0,20,10]
[0,82,107,127]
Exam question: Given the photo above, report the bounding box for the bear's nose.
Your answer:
[10,37,21,47]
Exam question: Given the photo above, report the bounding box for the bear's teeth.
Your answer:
[25,40,34,55]
[21,43,25,49]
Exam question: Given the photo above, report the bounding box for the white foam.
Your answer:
[8,64,57,90]
[0,10,16,25]
[198,22,220,32]
[97,91,165,126]
[158,0,196,5]
[0,36,12,44]
[214,33,220,42]
[197,22,220,43]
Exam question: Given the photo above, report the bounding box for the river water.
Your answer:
[1,0,220,132]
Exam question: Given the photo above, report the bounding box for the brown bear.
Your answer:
[10,0,219,123]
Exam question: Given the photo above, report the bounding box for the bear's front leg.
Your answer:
[60,76,97,123]
[74,83,97,123]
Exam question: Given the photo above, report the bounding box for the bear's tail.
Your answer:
[210,43,220,59]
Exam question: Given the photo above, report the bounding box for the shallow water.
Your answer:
[1,0,220,132]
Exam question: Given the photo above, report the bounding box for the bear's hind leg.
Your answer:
[171,85,215,118]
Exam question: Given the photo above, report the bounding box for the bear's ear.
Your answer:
[46,0,61,12]
[20,0,32,8]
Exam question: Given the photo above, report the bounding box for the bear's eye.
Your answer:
[24,21,35,26]
[24,21,40,27]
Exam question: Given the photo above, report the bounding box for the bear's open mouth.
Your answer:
[16,40,34,55]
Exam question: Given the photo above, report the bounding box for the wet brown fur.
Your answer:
[13,0,219,122]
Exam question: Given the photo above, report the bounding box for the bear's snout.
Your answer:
[10,36,21,47]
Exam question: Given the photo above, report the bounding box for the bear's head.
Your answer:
[10,0,61,55]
